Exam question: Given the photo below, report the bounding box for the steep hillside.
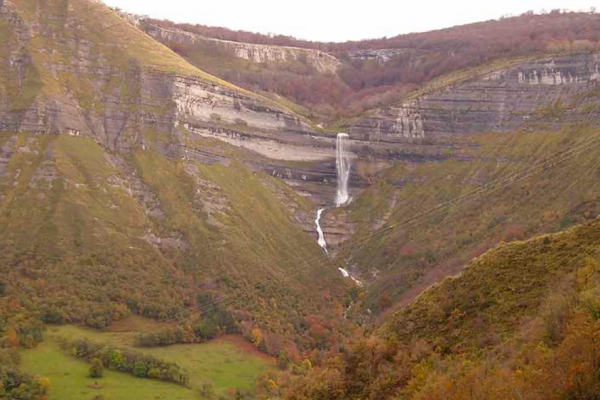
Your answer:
[377,218,600,348]
[301,51,600,318]
[3,0,600,336]
[266,218,600,399]
[0,0,352,376]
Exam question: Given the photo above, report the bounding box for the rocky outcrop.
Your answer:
[142,23,341,74]
[346,48,413,64]
[352,53,600,138]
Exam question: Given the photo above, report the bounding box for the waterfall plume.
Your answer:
[335,133,351,206]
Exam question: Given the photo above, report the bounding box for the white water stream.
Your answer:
[339,267,362,286]
[315,208,327,253]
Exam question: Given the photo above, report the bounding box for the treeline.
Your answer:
[64,338,189,386]
[335,11,600,97]
[143,18,330,50]
[0,286,50,399]
[136,304,238,347]
[135,294,346,371]
[148,10,600,53]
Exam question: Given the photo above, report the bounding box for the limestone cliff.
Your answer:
[0,1,311,147]
[346,48,413,64]
[141,22,341,74]
[351,53,600,138]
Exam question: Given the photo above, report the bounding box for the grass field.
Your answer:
[20,320,276,399]
[21,338,200,400]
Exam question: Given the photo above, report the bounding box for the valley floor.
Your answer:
[20,321,275,400]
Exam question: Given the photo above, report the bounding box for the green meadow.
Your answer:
[20,319,276,400]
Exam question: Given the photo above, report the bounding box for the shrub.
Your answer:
[89,358,104,378]
[133,361,148,378]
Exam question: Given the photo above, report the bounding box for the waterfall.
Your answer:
[315,208,328,253]
[312,135,361,285]
[335,133,351,206]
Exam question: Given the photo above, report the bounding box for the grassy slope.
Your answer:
[377,216,600,351]
[132,149,347,329]
[339,121,600,314]
[3,0,305,123]
[0,133,189,323]
[0,131,348,349]
[13,0,243,88]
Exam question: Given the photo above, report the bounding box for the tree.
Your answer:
[38,377,52,393]
[251,327,263,348]
[89,358,104,379]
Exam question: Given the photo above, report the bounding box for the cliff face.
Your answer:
[5,0,600,249]
[142,23,341,74]
[4,0,600,248]
[346,48,413,64]
[351,53,600,138]
[0,0,321,158]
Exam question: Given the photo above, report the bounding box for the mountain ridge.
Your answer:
[142,10,600,121]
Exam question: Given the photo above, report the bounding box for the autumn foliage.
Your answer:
[146,11,600,120]
[258,226,600,399]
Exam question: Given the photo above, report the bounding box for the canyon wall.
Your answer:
[3,0,600,248]
[351,53,600,138]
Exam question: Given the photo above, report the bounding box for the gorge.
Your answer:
[3,2,600,398]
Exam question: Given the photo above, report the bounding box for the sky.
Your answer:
[102,0,600,42]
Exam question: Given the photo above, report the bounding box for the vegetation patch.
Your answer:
[21,338,199,400]
[47,324,275,396]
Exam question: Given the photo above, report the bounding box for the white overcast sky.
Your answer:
[102,0,600,42]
